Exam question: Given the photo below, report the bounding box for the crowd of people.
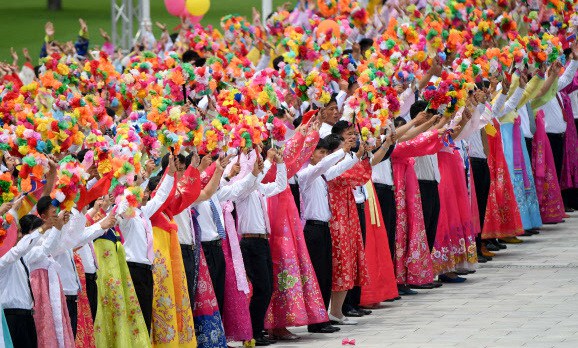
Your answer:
[1,0,578,347]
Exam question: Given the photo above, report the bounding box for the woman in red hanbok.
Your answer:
[73,253,96,348]
[328,156,372,319]
[532,110,565,223]
[482,120,524,239]
[261,127,328,338]
[360,181,399,306]
[391,130,441,286]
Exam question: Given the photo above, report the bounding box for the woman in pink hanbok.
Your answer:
[391,130,441,287]
[532,110,565,223]
[261,125,328,339]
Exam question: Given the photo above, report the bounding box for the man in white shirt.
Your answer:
[237,150,286,346]
[117,155,176,333]
[297,135,358,333]
[0,214,54,348]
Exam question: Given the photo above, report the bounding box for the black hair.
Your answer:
[106,107,116,118]
[36,196,54,217]
[475,80,491,90]
[292,115,302,129]
[77,149,89,163]
[19,215,44,235]
[324,134,344,152]
[182,50,206,67]
[315,138,330,151]
[34,66,42,78]
[169,33,179,44]
[410,100,429,119]
[160,153,186,174]
[331,120,354,136]
[147,175,162,192]
[394,116,407,128]
[347,78,358,91]
[359,38,374,54]
[325,93,339,107]
[343,49,353,56]
[273,56,285,71]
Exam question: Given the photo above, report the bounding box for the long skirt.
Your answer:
[30,268,75,348]
[193,248,227,348]
[265,188,328,329]
[432,150,477,275]
[73,253,96,348]
[501,122,542,230]
[532,111,565,223]
[482,121,525,238]
[93,238,150,348]
[221,236,253,341]
[360,182,398,305]
[151,227,196,348]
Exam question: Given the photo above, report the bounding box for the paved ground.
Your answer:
[269,212,578,348]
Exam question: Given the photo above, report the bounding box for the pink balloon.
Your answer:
[164,0,185,16]
[188,15,203,24]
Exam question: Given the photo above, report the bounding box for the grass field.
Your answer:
[0,0,294,62]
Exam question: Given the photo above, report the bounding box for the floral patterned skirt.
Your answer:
[93,239,150,348]
[151,227,196,348]
[73,253,95,348]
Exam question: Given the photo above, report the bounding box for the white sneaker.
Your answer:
[328,313,358,325]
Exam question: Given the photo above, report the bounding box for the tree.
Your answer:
[48,0,62,11]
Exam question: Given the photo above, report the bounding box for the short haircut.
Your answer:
[410,100,429,119]
[273,56,285,71]
[19,215,44,235]
[315,138,330,150]
[36,196,54,216]
[394,116,407,128]
[324,134,344,152]
[331,120,354,136]
[359,38,374,54]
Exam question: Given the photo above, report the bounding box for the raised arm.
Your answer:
[261,159,288,198]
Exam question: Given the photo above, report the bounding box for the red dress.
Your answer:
[73,253,96,348]
[360,182,399,305]
[391,131,441,286]
[328,159,372,292]
[482,120,524,239]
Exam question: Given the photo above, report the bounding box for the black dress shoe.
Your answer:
[565,207,575,213]
[254,337,272,346]
[521,230,535,236]
[477,253,491,262]
[308,325,340,333]
[454,269,475,275]
[409,283,436,289]
[358,308,372,315]
[527,229,540,235]
[343,308,364,317]
[432,280,443,288]
[485,242,500,251]
[397,285,418,295]
[494,240,507,249]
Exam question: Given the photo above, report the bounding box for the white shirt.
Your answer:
[414,154,440,182]
[519,104,533,138]
[77,243,97,274]
[570,89,578,119]
[298,149,358,222]
[353,186,368,204]
[194,166,261,242]
[120,174,174,265]
[175,208,194,246]
[319,123,333,138]
[371,159,394,186]
[236,163,287,234]
[540,60,578,134]
[0,230,42,309]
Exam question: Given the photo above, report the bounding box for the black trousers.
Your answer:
[374,183,396,263]
[181,244,199,308]
[290,183,301,215]
[65,295,78,338]
[202,240,226,312]
[418,180,440,253]
[4,309,37,348]
[471,158,491,230]
[85,272,98,321]
[343,203,366,312]
[547,133,565,180]
[304,221,332,330]
[525,137,533,164]
[128,262,153,334]
[240,238,273,338]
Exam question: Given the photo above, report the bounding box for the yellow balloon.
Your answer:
[185,0,210,16]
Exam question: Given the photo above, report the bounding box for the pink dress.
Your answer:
[328,160,372,292]
[73,253,96,348]
[532,110,565,223]
[262,132,328,329]
[560,73,578,190]
[391,131,440,286]
[433,149,477,275]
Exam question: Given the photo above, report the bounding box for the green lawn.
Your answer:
[0,0,294,62]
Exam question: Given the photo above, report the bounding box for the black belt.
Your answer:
[202,239,222,247]
[306,220,329,227]
[356,203,365,209]
[546,132,564,138]
[470,157,487,163]
[3,308,34,316]
[373,183,393,190]
[127,261,153,270]
[418,179,438,184]
[85,273,97,281]
[180,243,195,250]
